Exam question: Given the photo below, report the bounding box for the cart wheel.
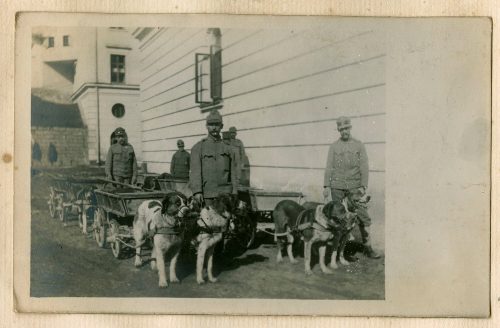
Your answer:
[110,219,122,259]
[235,222,256,249]
[59,205,68,224]
[94,208,107,248]
[78,207,83,229]
[48,191,56,219]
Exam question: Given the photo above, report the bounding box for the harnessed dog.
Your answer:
[133,192,189,288]
[193,193,236,284]
[272,198,357,275]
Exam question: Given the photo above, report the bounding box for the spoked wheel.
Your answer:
[55,195,65,223]
[59,205,68,225]
[109,219,122,259]
[222,217,257,257]
[48,189,56,218]
[232,221,257,249]
[94,208,107,248]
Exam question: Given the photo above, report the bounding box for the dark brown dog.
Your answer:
[272,197,357,275]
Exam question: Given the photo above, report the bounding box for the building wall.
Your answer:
[76,88,142,163]
[31,127,88,167]
[137,25,386,249]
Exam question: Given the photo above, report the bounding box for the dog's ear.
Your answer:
[161,195,171,214]
[322,202,334,218]
[326,201,347,220]
[161,192,179,214]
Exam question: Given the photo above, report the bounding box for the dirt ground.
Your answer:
[30,167,384,299]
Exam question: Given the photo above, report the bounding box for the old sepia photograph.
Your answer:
[29,24,385,299]
[14,14,491,317]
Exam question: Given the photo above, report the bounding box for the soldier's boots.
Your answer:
[363,245,381,259]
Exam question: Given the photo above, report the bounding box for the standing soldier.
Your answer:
[105,127,138,185]
[226,126,249,186]
[170,139,190,180]
[323,116,380,259]
[190,111,239,206]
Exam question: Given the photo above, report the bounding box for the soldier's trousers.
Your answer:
[331,188,372,245]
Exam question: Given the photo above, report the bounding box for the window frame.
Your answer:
[111,103,126,118]
[63,35,70,47]
[110,54,126,84]
[47,37,54,48]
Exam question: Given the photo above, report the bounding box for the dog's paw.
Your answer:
[321,268,334,275]
[339,257,350,266]
[170,276,180,283]
[305,269,313,276]
[290,258,299,265]
[276,255,283,263]
[208,277,218,283]
[330,262,339,269]
[158,281,168,288]
[134,257,143,267]
[150,261,157,271]
[197,278,206,285]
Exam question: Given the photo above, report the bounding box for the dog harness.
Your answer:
[197,207,229,235]
[148,206,187,236]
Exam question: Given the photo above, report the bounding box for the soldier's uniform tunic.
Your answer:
[190,134,239,199]
[324,137,372,241]
[170,149,190,179]
[105,143,138,184]
[225,138,249,186]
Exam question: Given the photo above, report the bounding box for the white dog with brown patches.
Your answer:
[133,192,188,288]
[194,194,234,284]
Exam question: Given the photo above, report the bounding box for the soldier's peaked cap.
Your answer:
[336,116,352,129]
[228,126,237,133]
[206,110,223,124]
[114,127,127,136]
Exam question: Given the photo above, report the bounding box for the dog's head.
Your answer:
[345,188,371,212]
[322,200,356,230]
[209,193,235,219]
[161,191,188,217]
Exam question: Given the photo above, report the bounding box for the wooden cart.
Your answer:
[47,174,105,232]
[93,188,169,259]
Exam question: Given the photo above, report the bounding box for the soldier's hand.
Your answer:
[359,186,366,195]
[131,177,137,185]
[193,193,204,206]
[323,187,330,201]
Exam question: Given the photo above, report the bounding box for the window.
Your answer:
[195,28,222,109]
[110,54,125,83]
[63,35,70,46]
[112,103,125,118]
[47,37,54,48]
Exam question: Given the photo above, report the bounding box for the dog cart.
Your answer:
[238,188,304,233]
[47,174,105,232]
[156,176,193,197]
[93,184,169,259]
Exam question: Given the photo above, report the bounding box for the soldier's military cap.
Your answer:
[114,127,127,136]
[177,139,185,146]
[228,126,237,133]
[206,110,223,124]
[336,116,352,129]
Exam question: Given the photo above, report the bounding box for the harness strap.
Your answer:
[294,209,309,231]
[154,226,183,235]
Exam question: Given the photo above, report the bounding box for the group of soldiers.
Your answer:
[104,111,379,259]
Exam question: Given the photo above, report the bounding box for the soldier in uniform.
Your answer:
[105,127,138,185]
[226,126,249,186]
[170,139,190,179]
[323,116,380,259]
[190,111,239,206]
